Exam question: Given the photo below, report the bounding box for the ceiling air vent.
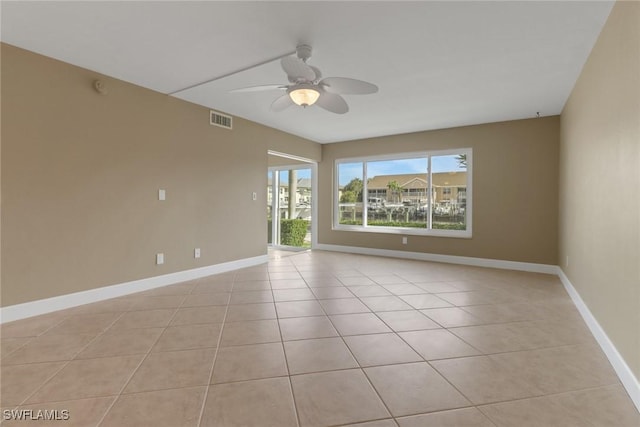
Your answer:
[210,110,232,130]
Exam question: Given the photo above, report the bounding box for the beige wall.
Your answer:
[318,117,560,265]
[268,141,320,163]
[1,44,318,306]
[559,1,640,379]
[268,154,313,168]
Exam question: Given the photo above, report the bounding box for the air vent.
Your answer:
[210,110,232,129]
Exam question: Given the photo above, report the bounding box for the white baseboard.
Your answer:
[2,245,638,413]
[314,243,558,274]
[557,268,640,412]
[316,244,639,411]
[0,255,268,324]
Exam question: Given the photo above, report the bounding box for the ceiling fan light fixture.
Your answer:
[288,84,320,107]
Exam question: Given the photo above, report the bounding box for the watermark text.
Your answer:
[3,409,70,421]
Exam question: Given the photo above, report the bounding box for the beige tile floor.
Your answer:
[1,250,639,427]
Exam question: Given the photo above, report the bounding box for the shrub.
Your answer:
[432,222,466,230]
[339,219,364,225]
[340,220,426,228]
[339,220,466,230]
[280,219,309,246]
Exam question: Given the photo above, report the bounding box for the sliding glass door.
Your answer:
[268,166,312,248]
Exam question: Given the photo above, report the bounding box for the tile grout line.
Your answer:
[348,274,591,367]
[0,311,72,361]
[417,305,584,420]
[358,275,505,421]
[12,310,128,412]
[368,298,492,415]
[348,270,486,420]
[303,262,398,425]
[2,253,625,426]
[276,260,611,424]
[475,382,632,410]
[194,271,238,427]
[275,260,303,427]
[0,337,34,361]
[312,256,616,424]
[4,281,232,406]
[94,293,189,427]
[2,308,141,411]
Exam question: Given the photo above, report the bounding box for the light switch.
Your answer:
[252,192,257,201]
[159,189,166,201]
[402,236,408,245]
[156,253,164,264]
[195,248,201,258]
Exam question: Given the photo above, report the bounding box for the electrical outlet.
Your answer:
[156,253,164,265]
[402,236,408,245]
[195,248,201,258]
[158,189,166,201]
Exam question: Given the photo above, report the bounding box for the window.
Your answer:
[337,162,364,225]
[334,149,471,237]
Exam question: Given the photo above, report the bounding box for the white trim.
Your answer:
[462,149,472,236]
[334,148,466,164]
[0,255,268,324]
[363,160,369,226]
[333,148,472,238]
[310,162,318,248]
[315,244,639,411]
[557,268,640,412]
[332,223,472,239]
[267,164,312,173]
[268,160,317,249]
[267,150,315,164]
[269,169,280,245]
[314,243,557,274]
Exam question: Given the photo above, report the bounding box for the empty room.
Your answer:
[1,1,638,426]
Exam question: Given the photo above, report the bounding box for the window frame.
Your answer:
[333,148,472,238]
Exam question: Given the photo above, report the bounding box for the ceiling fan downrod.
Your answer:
[296,44,313,63]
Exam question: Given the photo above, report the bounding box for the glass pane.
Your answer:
[279,169,312,248]
[296,169,312,248]
[431,153,467,231]
[366,158,428,228]
[267,171,273,244]
[337,162,364,225]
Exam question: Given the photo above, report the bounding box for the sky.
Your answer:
[338,155,466,185]
[270,169,311,183]
[269,154,466,185]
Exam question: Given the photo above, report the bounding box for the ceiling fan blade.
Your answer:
[270,94,294,112]
[229,84,287,93]
[320,77,378,95]
[281,56,316,82]
[316,92,349,114]
[310,66,322,80]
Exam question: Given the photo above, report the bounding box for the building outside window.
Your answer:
[335,149,471,237]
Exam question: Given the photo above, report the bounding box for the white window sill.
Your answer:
[332,224,472,239]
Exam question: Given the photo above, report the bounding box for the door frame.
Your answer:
[268,150,318,249]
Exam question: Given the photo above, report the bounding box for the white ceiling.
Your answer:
[1,1,613,143]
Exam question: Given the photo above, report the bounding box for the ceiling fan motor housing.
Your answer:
[296,44,313,63]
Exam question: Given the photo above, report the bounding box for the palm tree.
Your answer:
[455,154,467,169]
[386,180,403,203]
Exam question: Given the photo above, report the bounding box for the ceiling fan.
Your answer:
[230,45,378,114]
